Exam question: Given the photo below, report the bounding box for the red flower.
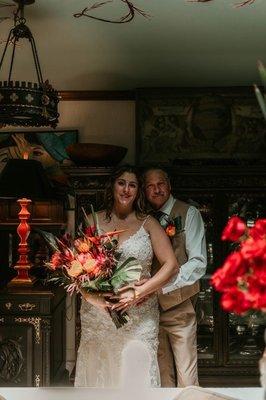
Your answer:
[220,287,253,315]
[85,225,96,236]
[249,219,266,240]
[212,216,266,315]
[240,237,266,262]
[221,216,246,242]
[50,251,63,269]
[246,274,266,311]
[211,252,249,291]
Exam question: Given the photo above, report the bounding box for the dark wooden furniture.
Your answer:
[0,285,66,387]
[168,165,266,386]
[0,195,67,386]
[0,198,66,287]
[64,165,266,387]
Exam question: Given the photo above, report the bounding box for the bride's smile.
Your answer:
[113,172,139,209]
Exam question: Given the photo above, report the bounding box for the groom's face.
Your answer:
[144,170,171,210]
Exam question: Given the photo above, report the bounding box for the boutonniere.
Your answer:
[157,213,184,238]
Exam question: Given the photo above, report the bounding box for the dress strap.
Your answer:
[141,215,150,227]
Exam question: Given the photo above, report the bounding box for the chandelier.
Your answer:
[0,0,59,128]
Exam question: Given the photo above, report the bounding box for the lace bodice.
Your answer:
[118,225,153,279]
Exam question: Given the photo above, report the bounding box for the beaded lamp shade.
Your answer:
[0,0,59,128]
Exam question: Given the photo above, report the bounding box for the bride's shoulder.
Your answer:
[141,214,159,230]
[96,210,106,219]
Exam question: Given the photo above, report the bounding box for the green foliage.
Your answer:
[82,277,113,292]
[37,229,59,252]
[255,61,266,120]
[111,257,142,292]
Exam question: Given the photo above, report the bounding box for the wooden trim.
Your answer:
[59,87,257,101]
[60,90,136,101]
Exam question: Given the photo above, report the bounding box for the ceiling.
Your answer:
[0,0,266,90]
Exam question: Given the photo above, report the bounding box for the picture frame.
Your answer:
[0,129,78,184]
[136,87,266,166]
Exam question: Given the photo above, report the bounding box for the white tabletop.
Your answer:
[0,387,264,400]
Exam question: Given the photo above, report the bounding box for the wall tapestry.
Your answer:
[136,88,266,166]
[0,130,78,185]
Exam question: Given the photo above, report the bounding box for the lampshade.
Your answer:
[0,0,59,128]
[0,159,54,200]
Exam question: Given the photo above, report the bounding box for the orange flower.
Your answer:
[166,224,176,237]
[83,258,98,274]
[67,260,83,278]
[74,238,91,253]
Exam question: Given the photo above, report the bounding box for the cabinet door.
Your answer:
[0,317,35,386]
[224,193,266,367]
[175,193,218,366]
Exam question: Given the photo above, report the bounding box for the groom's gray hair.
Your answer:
[142,167,170,183]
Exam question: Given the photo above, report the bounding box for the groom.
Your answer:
[143,167,207,388]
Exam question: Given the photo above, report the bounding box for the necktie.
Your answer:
[152,210,167,222]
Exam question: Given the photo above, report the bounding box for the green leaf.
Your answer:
[254,84,266,120]
[258,60,266,89]
[111,257,142,292]
[173,216,182,230]
[82,277,112,292]
[90,204,99,235]
[36,229,60,252]
[81,206,91,228]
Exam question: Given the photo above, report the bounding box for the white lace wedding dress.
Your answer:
[74,220,160,387]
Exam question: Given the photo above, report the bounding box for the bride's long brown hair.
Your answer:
[104,165,147,221]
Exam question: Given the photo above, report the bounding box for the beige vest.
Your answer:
[155,199,200,311]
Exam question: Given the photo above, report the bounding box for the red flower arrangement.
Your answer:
[42,206,142,328]
[211,216,266,315]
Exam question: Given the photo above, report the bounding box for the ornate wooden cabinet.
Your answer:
[0,286,66,387]
[168,165,266,386]
[65,165,266,386]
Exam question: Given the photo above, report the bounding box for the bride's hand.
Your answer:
[80,289,111,311]
[110,286,143,312]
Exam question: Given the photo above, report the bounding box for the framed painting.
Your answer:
[136,87,266,166]
[0,129,78,185]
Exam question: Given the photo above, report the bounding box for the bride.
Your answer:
[74,165,178,388]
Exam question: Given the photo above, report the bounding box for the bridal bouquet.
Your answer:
[211,216,266,316]
[42,206,142,328]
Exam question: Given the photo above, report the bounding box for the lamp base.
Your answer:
[8,265,36,287]
[8,276,36,287]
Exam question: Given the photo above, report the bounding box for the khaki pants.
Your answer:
[158,297,199,388]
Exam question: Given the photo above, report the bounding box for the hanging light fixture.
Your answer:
[0,0,59,128]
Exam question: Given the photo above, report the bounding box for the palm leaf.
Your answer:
[111,257,142,292]
[82,277,112,292]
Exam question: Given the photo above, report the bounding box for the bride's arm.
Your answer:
[79,288,111,310]
[134,217,178,297]
[112,217,179,308]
